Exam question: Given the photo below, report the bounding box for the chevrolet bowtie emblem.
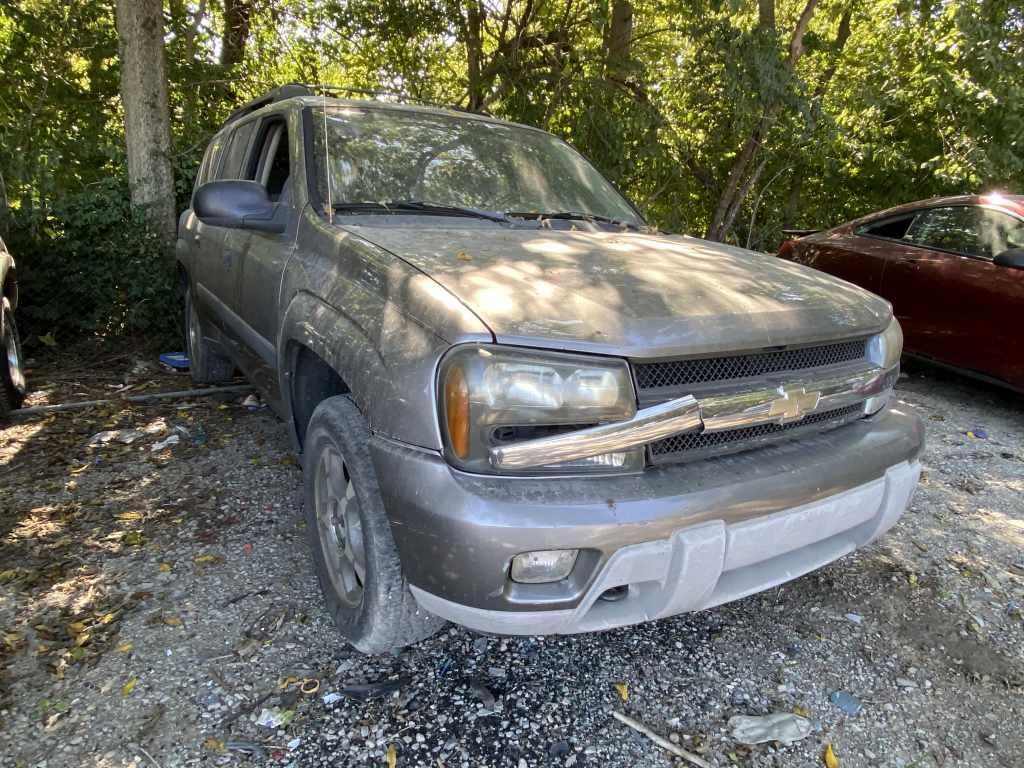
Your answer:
[768,385,821,424]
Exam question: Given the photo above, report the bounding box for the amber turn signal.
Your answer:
[444,364,471,459]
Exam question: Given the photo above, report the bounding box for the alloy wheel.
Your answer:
[313,445,366,606]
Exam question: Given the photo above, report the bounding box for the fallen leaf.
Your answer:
[162,615,183,627]
[158,563,172,573]
[456,250,472,261]
[38,332,57,347]
[194,554,222,565]
[116,642,134,653]
[793,704,810,718]
[122,531,144,546]
[823,744,839,768]
[386,743,397,768]
[122,677,137,697]
[614,683,629,702]
[203,737,225,753]
[67,621,88,635]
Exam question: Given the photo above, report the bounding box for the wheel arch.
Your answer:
[278,291,387,451]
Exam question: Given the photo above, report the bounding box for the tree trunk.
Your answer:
[705,0,820,241]
[115,0,177,249]
[220,0,253,70]
[464,1,485,110]
[605,0,634,75]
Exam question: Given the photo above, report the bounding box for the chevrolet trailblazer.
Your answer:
[177,85,923,653]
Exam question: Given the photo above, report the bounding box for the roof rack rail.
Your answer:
[222,83,490,126]
[223,83,312,125]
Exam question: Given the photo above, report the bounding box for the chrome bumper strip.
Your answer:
[700,363,888,433]
[489,395,703,470]
[488,362,896,470]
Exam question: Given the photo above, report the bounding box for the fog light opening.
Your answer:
[510,549,579,584]
[598,585,629,603]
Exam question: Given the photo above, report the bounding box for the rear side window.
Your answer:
[196,132,226,187]
[858,214,915,240]
[219,120,257,180]
[905,206,984,257]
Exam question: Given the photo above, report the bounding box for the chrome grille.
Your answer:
[649,404,863,465]
[634,339,868,391]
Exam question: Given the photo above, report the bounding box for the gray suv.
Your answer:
[177,85,923,653]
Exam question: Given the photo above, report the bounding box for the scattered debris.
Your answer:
[150,433,180,451]
[89,428,145,446]
[159,352,190,370]
[225,740,267,759]
[255,707,295,729]
[729,713,812,745]
[611,711,712,768]
[335,677,408,701]
[823,743,840,767]
[845,612,863,625]
[614,682,629,702]
[470,679,497,712]
[829,691,863,716]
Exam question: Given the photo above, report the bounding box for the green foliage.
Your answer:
[5,176,178,345]
[1,0,1022,345]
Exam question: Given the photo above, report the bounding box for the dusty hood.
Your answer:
[347,224,892,358]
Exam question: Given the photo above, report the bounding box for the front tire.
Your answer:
[0,298,26,417]
[184,285,234,385]
[303,395,445,653]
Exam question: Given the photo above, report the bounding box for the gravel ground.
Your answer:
[1,346,1022,768]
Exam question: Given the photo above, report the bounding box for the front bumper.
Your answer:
[371,405,923,635]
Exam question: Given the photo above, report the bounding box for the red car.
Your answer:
[778,194,1024,391]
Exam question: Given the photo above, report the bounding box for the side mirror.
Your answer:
[993,247,1024,270]
[193,180,286,234]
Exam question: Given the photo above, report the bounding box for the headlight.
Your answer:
[438,345,643,474]
[864,316,903,415]
[867,315,903,370]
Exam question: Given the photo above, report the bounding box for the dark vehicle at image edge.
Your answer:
[178,85,923,653]
[0,236,26,418]
[779,194,1024,391]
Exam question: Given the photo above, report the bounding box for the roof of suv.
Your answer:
[223,83,525,132]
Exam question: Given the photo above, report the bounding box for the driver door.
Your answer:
[955,207,1024,384]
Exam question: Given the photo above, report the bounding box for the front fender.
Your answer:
[277,290,449,451]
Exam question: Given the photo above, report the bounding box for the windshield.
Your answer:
[309,106,644,225]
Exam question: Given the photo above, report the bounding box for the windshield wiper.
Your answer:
[333,200,510,224]
[509,210,644,231]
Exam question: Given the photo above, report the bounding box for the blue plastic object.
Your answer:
[829,690,863,716]
[160,352,190,370]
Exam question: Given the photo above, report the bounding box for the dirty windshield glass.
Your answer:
[310,106,643,225]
